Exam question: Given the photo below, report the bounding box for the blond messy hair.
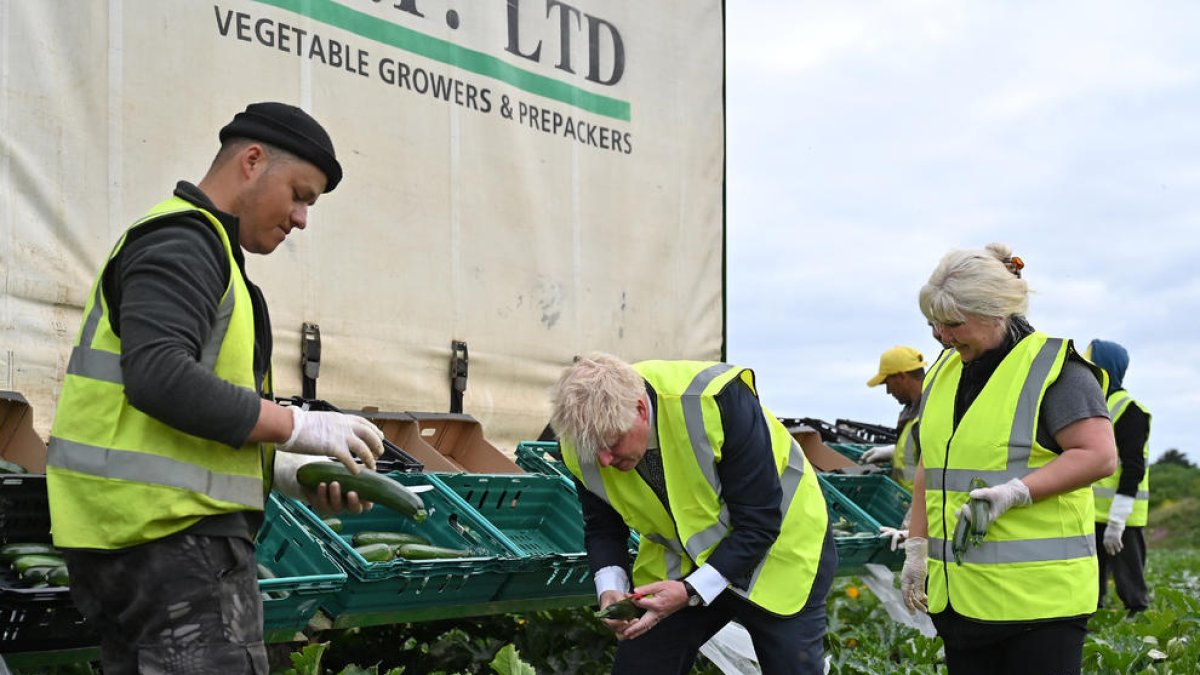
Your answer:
[919,242,1029,326]
[549,352,644,463]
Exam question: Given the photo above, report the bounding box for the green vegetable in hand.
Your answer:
[296,462,428,521]
[952,477,990,565]
[594,594,646,620]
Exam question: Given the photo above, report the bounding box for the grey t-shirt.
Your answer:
[1036,358,1109,453]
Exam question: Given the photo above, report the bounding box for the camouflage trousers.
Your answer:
[63,534,268,675]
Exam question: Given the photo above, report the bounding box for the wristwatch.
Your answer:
[681,580,703,607]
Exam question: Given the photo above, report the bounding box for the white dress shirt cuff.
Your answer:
[594,565,631,599]
[686,563,729,606]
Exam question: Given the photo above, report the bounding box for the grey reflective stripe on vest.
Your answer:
[901,420,918,482]
[928,338,1063,493]
[680,363,736,561]
[48,437,263,509]
[732,436,806,602]
[1108,392,1132,419]
[643,533,685,579]
[66,274,236,384]
[1092,486,1149,500]
[929,533,1095,563]
[68,284,123,384]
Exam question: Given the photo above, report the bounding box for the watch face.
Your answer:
[688,594,702,607]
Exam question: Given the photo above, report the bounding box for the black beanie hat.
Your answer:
[219,102,343,192]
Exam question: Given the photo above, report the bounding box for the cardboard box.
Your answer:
[0,391,48,473]
[407,412,524,474]
[355,410,462,473]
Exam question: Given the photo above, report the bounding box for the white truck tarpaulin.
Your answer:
[0,0,725,450]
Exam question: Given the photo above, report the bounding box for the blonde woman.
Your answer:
[901,243,1116,675]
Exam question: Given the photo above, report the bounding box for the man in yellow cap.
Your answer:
[863,346,928,488]
[862,346,927,549]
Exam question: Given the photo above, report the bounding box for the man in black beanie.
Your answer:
[47,102,385,674]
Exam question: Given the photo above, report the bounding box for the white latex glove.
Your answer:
[959,477,1031,528]
[277,406,385,473]
[1104,494,1135,555]
[900,537,928,614]
[880,526,909,551]
[860,444,895,464]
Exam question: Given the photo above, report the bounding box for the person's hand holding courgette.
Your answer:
[272,452,375,516]
[959,477,1031,529]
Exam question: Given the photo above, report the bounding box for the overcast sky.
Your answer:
[724,2,1200,464]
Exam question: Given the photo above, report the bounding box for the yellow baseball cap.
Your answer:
[867,346,927,387]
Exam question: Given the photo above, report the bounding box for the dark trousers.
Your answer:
[611,588,828,675]
[1095,523,1150,613]
[933,608,1088,675]
[64,534,267,675]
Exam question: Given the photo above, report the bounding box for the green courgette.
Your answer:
[296,462,428,522]
[353,542,395,563]
[11,554,66,574]
[48,565,70,587]
[0,543,58,562]
[256,564,277,580]
[20,566,58,584]
[594,595,646,620]
[322,517,344,533]
[951,477,990,565]
[393,543,471,559]
[352,531,430,548]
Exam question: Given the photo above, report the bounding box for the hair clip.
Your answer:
[1006,256,1024,278]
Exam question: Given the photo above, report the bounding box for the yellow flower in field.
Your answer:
[846,585,859,600]
[846,638,858,648]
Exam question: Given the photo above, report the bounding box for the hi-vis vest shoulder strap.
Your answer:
[1092,391,1151,527]
[919,333,1099,621]
[47,196,269,550]
[561,361,828,615]
[894,416,919,490]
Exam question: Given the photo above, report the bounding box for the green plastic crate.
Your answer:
[514,441,573,483]
[282,472,520,626]
[256,494,347,640]
[818,479,886,576]
[428,473,598,603]
[819,474,911,529]
[827,442,876,463]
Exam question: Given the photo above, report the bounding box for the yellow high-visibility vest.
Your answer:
[1093,391,1151,527]
[562,360,829,615]
[47,196,272,550]
[920,333,1099,621]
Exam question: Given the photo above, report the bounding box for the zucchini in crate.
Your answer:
[351,531,430,548]
[0,542,59,562]
[394,543,471,560]
[296,462,428,521]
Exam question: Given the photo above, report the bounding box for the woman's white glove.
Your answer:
[900,537,928,614]
[1104,494,1136,555]
[860,444,895,464]
[880,526,909,551]
[278,406,385,473]
[960,477,1031,527]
